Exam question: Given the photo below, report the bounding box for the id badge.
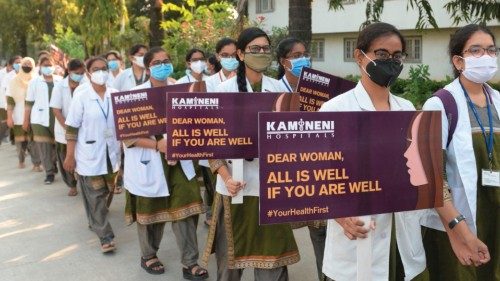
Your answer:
[104,128,114,139]
[481,169,500,187]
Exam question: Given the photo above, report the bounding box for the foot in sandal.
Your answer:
[182,264,208,280]
[141,256,165,275]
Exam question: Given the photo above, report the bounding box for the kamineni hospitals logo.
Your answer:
[172,97,220,110]
[266,118,335,139]
[114,92,148,104]
[302,70,331,87]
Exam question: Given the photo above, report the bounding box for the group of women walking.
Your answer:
[0,21,497,281]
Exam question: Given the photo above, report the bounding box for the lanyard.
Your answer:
[95,97,109,121]
[281,77,293,93]
[460,81,494,166]
[218,71,226,82]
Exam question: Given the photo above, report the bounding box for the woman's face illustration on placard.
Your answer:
[404,112,429,186]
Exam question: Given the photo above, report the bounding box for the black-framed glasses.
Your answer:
[219,52,237,59]
[190,57,206,63]
[151,59,171,66]
[90,67,108,72]
[463,46,499,58]
[246,45,272,54]
[286,52,311,60]
[372,49,407,62]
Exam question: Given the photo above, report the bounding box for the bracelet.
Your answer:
[448,214,466,229]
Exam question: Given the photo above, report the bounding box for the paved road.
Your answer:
[0,144,317,281]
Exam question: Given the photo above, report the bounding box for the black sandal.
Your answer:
[141,256,165,275]
[182,264,209,280]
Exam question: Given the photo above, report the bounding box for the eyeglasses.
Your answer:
[286,52,311,60]
[190,57,206,63]
[246,45,272,54]
[90,67,108,72]
[151,59,171,66]
[371,49,407,63]
[463,46,499,58]
[219,53,237,59]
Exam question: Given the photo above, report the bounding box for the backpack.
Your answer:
[433,89,458,148]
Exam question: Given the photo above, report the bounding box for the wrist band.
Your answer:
[448,214,466,229]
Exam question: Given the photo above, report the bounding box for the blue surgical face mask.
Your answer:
[12,63,20,72]
[150,63,173,81]
[69,73,83,83]
[108,60,119,71]
[220,57,239,72]
[41,66,54,76]
[287,57,311,77]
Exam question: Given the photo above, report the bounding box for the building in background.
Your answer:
[249,0,500,82]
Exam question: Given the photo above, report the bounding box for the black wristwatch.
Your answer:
[448,214,466,229]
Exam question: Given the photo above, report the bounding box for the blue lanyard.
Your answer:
[281,77,293,93]
[460,81,494,164]
[95,98,109,121]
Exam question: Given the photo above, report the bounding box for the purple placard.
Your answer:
[111,82,205,140]
[259,111,443,224]
[297,67,357,112]
[166,92,300,160]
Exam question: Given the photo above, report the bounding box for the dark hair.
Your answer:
[105,50,122,61]
[8,55,22,66]
[37,50,50,59]
[449,24,496,77]
[276,37,305,79]
[356,22,406,53]
[39,56,54,66]
[208,54,221,73]
[144,46,169,69]
[236,27,271,92]
[216,37,237,53]
[86,56,107,72]
[129,44,148,56]
[185,48,206,62]
[68,59,85,71]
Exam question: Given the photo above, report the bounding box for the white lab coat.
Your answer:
[26,75,63,127]
[49,77,84,144]
[214,75,284,197]
[422,78,500,234]
[65,86,121,176]
[175,72,209,85]
[122,81,170,197]
[0,69,14,110]
[206,70,231,92]
[113,67,147,91]
[319,82,427,281]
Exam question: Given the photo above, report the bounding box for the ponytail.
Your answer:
[236,57,247,92]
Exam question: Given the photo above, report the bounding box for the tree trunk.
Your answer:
[19,33,28,56]
[149,0,165,47]
[289,0,312,48]
[44,0,54,35]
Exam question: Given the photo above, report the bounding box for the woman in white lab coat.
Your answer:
[113,44,148,91]
[63,57,121,253]
[176,48,209,84]
[24,56,63,184]
[205,38,238,92]
[319,22,428,281]
[104,50,123,89]
[202,27,299,281]
[50,58,86,196]
[421,24,496,281]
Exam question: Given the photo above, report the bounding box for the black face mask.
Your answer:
[364,59,403,87]
[22,66,32,73]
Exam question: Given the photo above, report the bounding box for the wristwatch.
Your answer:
[448,214,466,229]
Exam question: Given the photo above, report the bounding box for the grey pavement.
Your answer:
[0,144,317,281]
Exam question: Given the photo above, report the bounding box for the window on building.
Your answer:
[311,39,325,61]
[405,36,422,63]
[256,0,274,13]
[342,0,356,4]
[344,38,357,62]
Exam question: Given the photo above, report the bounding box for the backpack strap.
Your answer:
[433,89,458,148]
